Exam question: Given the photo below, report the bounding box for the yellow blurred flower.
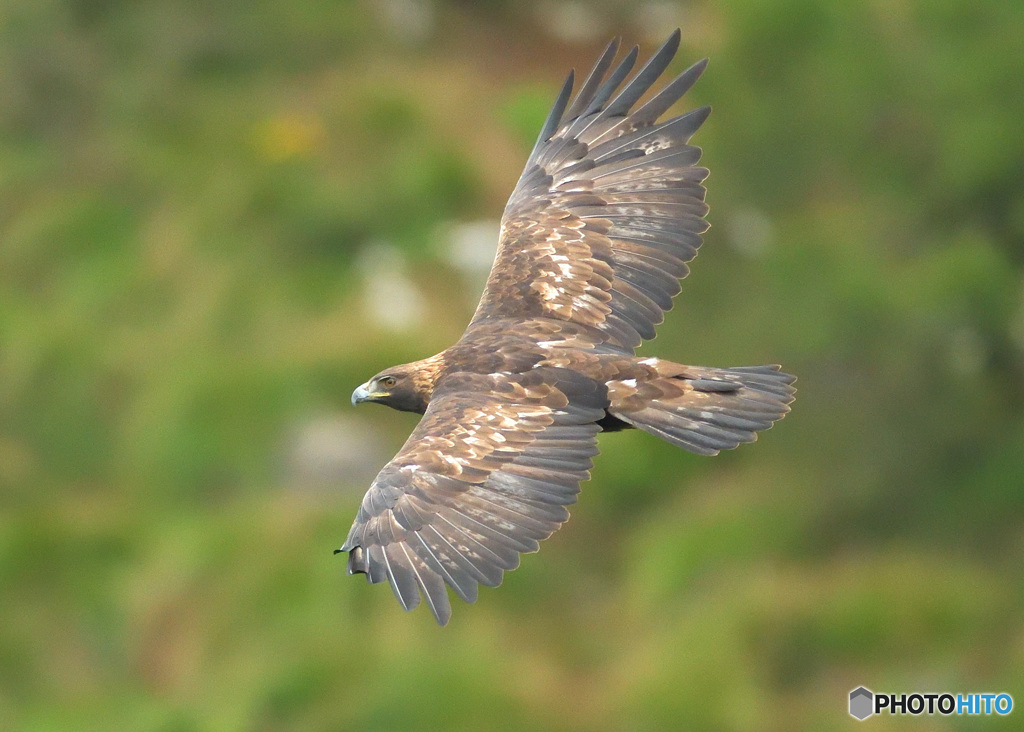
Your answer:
[254,113,326,161]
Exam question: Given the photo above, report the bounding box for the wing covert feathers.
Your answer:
[471,30,712,353]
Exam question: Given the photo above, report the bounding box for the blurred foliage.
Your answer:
[2,0,1024,729]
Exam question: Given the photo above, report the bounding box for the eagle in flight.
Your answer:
[341,30,795,624]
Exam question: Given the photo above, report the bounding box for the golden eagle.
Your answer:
[342,30,795,624]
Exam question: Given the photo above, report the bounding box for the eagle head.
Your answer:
[351,363,432,414]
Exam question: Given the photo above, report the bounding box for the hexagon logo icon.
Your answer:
[849,687,874,720]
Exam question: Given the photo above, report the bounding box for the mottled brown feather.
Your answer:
[470,37,712,352]
[342,368,606,625]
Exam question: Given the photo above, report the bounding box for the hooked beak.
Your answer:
[351,381,381,406]
[352,382,372,407]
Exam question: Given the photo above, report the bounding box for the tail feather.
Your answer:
[608,362,795,455]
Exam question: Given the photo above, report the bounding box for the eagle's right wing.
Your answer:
[470,30,711,353]
[339,367,606,625]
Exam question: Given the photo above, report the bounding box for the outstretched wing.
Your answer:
[471,29,711,352]
[339,367,606,625]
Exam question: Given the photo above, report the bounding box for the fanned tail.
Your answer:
[608,362,795,455]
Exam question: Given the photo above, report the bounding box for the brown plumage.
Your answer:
[343,30,795,625]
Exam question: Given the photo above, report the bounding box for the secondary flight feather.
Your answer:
[342,30,796,625]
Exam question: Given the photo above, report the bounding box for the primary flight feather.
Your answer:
[342,30,795,625]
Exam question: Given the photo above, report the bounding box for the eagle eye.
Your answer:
[380,376,397,388]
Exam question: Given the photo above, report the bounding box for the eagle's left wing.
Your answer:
[339,367,606,625]
[470,30,711,352]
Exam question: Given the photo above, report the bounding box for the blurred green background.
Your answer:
[2,0,1023,729]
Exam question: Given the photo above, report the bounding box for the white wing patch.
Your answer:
[534,281,561,301]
